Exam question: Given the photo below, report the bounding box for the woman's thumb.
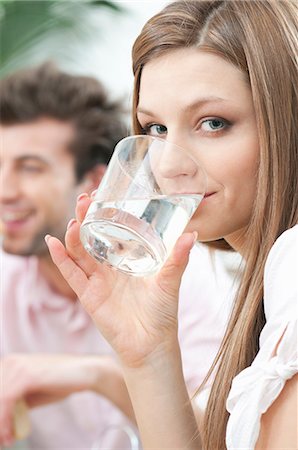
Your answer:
[157,231,197,294]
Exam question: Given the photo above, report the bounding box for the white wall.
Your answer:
[73,1,169,102]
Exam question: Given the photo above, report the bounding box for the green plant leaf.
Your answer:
[0,0,124,77]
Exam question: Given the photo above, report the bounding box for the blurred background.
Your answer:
[0,0,169,104]
[0,0,240,278]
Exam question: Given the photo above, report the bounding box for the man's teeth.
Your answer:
[2,212,29,222]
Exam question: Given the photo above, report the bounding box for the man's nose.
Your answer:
[0,167,21,201]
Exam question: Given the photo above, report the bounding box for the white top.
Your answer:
[226,225,298,449]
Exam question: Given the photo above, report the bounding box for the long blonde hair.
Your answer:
[131,1,298,448]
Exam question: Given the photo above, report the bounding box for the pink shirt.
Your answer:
[1,244,236,449]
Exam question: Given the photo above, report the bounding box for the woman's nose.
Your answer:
[158,140,198,180]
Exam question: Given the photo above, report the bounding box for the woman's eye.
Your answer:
[201,118,228,133]
[142,123,167,137]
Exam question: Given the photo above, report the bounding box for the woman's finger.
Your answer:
[156,232,197,296]
[64,219,100,278]
[45,235,90,298]
[75,193,92,224]
[65,219,101,276]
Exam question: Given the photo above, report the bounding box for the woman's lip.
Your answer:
[204,192,216,198]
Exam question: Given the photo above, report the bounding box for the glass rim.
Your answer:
[114,134,206,171]
[96,133,208,198]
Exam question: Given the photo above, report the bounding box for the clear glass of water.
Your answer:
[80,135,206,277]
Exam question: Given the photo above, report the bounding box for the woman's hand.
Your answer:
[46,194,200,449]
[46,194,196,369]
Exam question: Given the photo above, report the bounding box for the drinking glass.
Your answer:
[80,135,206,277]
[91,424,140,450]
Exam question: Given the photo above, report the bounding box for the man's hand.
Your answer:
[0,353,133,446]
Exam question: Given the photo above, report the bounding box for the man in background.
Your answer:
[0,63,235,449]
[0,62,137,449]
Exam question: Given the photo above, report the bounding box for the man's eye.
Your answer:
[20,164,43,173]
[201,118,228,132]
[142,124,167,137]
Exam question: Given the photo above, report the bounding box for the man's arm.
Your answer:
[0,353,134,447]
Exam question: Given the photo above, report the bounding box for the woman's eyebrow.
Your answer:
[136,107,155,117]
[137,96,228,117]
[182,96,227,113]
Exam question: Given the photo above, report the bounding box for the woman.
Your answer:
[47,1,298,449]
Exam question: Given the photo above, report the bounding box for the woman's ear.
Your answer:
[79,164,106,195]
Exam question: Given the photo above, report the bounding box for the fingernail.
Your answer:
[44,234,52,244]
[67,218,77,230]
[91,189,97,198]
[77,192,88,202]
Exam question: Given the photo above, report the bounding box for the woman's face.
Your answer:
[137,48,259,251]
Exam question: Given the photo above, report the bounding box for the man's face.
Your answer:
[0,118,83,256]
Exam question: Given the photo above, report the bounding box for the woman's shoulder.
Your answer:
[264,225,298,320]
[225,226,298,450]
[266,224,297,266]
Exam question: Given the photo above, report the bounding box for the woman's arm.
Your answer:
[256,373,298,449]
[256,228,298,449]
[123,343,202,449]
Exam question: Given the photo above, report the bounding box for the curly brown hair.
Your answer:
[0,62,127,181]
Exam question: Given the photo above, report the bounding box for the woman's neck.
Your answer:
[224,227,248,256]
